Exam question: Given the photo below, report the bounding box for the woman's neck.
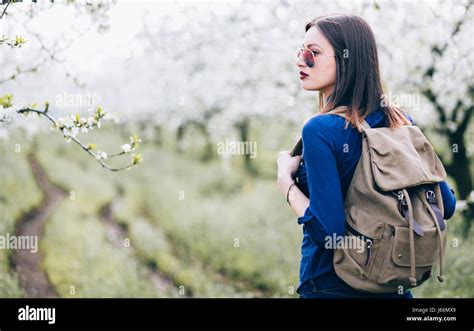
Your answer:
[321,85,334,101]
[320,90,334,111]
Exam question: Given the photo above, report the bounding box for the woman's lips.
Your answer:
[299,71,309,80]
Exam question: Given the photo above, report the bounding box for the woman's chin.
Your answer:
[301,82,319,91]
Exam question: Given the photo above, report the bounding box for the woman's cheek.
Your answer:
[306,72,322,90]
[315,67,333,88]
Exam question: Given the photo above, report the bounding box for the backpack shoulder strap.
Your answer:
[361,120,371,130]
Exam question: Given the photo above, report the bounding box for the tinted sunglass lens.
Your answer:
[302,50,314,68]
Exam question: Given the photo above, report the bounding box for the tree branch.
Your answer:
[0,59,48,85]
[16,107,139,172]
[0,0,12,20]
[421,88,447,124]
[456,104,473,136]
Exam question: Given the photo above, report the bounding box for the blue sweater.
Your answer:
[293,109,457,288]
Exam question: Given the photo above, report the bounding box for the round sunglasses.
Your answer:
[296,47,335,68]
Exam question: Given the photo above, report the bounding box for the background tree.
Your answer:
[0,0,142,171]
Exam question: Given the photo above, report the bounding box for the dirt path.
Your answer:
[7,153,263,298]
[9,154,65,298]
[99,202,179,296]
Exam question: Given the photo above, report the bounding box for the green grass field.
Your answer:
[1,124,301,298]
[0,123,472,298]
[0,131,43,297]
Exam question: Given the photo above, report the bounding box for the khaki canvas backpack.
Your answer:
[327,107,448,293]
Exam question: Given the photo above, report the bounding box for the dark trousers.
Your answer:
[297,272,414,299]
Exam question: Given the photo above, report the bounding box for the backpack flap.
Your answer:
[363,125,446,192]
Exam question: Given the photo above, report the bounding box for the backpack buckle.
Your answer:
[399,200,408,216]
[393,190,425,237]
[425,189,446,231]
[392,190,405,202]
[425,190,436,203]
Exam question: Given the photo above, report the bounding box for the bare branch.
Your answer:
[0,0,12,20]
[0,58,48,85]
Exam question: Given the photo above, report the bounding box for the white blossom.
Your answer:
[87,117,95,127]
[121,143,132,153]
[95,151,108,160]
[70,126,79,138]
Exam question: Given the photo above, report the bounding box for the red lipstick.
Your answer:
[299,71,309,80]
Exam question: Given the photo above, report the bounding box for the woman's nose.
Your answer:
[296,55,306,68]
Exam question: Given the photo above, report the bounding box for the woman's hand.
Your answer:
[277,151,302,196]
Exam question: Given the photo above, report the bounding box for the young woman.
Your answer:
[276,14,457,298]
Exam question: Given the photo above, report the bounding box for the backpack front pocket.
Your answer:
[334,219,385,281]
[391,226,442,267]
[346,223,376,268]
[377,225,443,287]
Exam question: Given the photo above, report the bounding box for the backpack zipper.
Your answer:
[346,222,374,266]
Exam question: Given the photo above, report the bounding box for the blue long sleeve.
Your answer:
[440,181,456,219]
[296,116,346,248]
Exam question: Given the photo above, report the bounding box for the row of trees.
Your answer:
[1,0,472,230]
[132,0,474,230]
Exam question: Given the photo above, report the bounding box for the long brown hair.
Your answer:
[305,14,411,131]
